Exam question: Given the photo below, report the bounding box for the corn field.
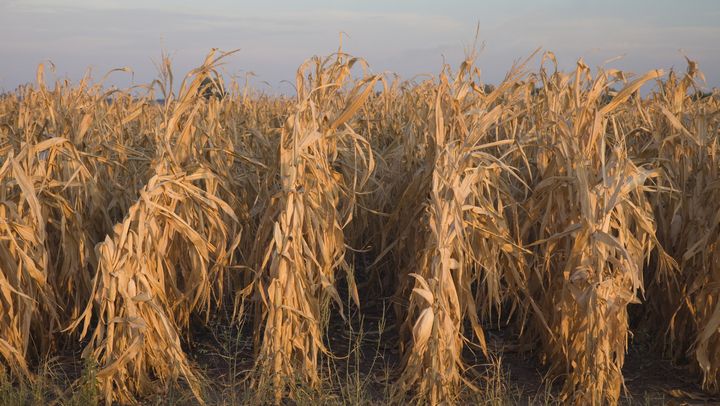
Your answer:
[0,48,718,405]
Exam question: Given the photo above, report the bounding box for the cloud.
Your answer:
[489,13,720,53]
[10,2,465,33]
[1,0,718,90]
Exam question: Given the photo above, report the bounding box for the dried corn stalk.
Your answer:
[70,169,240,404]
[644,62,720,392]
[396,61,528,403]
[0,135,99,379]
[245,53,375,401]
[525,63,670,404]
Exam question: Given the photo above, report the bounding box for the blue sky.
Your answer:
[1,0,719,92]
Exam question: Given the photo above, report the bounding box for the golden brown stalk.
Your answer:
[69,169,241,404]
[245,53,375,401]
[395,58,529,404]
[524,62,670,404]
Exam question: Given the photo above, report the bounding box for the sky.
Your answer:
[1,0,719,93]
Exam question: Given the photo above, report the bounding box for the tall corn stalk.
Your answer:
[0,90,101,380]
[70,169,240,403]
[395,58,529,403]
[524,60,670,404]
[69,51,243,404]
[0,152,58,379]
[643,62,720,391]
[245,53,375,401]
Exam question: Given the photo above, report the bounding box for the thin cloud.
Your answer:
[1,1,717,91]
